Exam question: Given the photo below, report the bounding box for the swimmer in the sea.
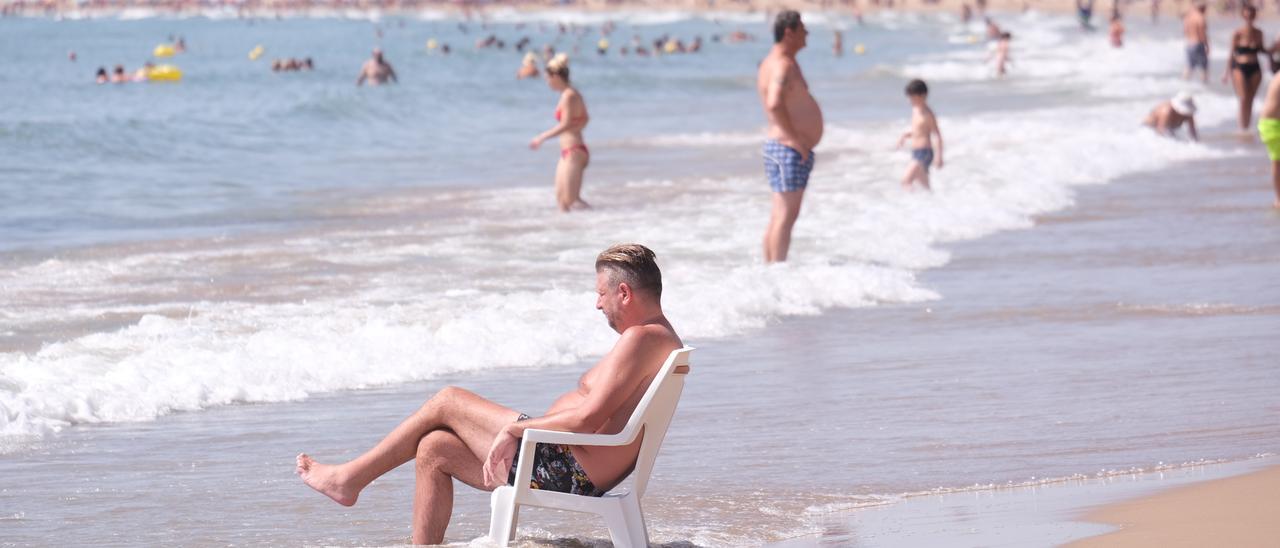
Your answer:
[356,47,397,86]
[95,67,108,84]
[517,52,538,79]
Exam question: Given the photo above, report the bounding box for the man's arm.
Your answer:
[356,63,367,86]
[387,64,398,83]
[764,61,810,161]
[481,330,657,487]
[1187,116,1199,141]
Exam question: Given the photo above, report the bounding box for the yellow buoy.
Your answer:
[597,38,609,50]
[147,64,183,81]
[248,45,265,61]
[854,43,867,55]
[426,38,439,50]
[663,40,677,54]
[153,44,176,58]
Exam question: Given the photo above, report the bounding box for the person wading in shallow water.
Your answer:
[529,53,592,212]
[757,10,824,263]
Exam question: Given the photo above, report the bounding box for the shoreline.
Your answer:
[1067,464,1280,547]
[770,458,1277,547]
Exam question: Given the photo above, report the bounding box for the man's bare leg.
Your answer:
[764,190,804,263]
[1272,160,1280,208]
[411,429,489,544]
[296,386,521,507]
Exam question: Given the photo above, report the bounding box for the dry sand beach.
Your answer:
[1070,464,1280,548]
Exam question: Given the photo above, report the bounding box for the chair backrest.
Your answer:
[619,346,693,498]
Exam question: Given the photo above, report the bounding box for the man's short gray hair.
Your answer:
[595,244,662,299]
[774,10,802,43]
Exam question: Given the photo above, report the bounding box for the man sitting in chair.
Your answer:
[296,243,684,545]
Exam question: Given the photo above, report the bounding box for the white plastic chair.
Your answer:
[487,346,694,548]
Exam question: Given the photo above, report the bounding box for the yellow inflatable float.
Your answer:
[147,64,183,82]
[153,44,176,58]
[248,45,265,61]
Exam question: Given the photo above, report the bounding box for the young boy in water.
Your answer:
[897,79,944,191]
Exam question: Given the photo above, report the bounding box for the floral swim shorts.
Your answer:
[506,414,605,497]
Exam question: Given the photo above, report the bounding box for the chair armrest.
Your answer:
[523,428,633,447]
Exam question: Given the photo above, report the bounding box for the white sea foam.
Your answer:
[0,14,1247,442]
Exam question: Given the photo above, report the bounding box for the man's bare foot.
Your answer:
[296,453,359,506]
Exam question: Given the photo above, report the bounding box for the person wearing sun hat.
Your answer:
[1257,74,1280,207]
[1142,91,1199,141]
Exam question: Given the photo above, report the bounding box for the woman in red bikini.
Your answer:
[530,53,591,212]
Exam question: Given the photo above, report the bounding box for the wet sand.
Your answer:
[1068,464,1280,548]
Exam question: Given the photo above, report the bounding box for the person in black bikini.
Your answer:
[1224,4,1267,132]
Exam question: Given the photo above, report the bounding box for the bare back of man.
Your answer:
[296,244,682,545]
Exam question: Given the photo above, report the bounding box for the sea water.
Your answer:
[1,8,1277,546]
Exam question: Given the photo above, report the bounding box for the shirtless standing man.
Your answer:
[1184,3,1210,83]
[1256,77,1280,207]
[758,10,824,263]
[296,244,684,544]
[356,47,398,86]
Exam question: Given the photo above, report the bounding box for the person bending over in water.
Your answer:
[530,53,591,212]
[758,10,824,263]
[1256,76,1280,207]
[1143,92,1199,141]
[297,244,684,545]
[896,79,944,191]
[1223,5,1265,132]
[356,47,398,86]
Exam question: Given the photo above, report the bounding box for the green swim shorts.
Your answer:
[1258,118,1280,161]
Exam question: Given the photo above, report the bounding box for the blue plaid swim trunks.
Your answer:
[763,139,815,193]
[506,413,605,497]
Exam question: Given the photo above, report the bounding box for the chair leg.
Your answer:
[621,495,650,547]
[487,488,519,546]
[601,502,640,548]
